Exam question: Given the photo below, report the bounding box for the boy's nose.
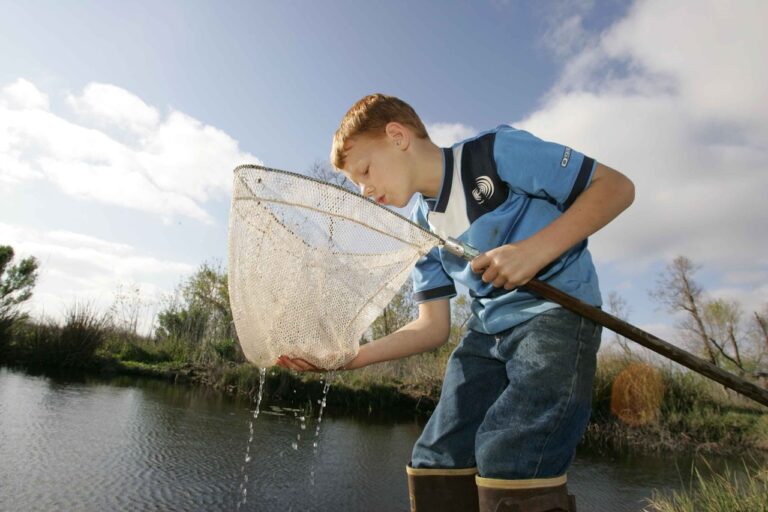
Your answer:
[360,184,372,197]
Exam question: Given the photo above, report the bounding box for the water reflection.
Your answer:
[0,367,763,512]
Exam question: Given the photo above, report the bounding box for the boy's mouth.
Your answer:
[376,195,386,205]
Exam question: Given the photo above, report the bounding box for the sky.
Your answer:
[1,0,766,348]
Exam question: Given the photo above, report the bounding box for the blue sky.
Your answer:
[1,0,766,351]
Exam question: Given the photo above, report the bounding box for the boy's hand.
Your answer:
[275,354,359,372]
[470,239,547,290]
[275,355,325,372]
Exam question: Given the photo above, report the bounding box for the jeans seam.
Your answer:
[532,317,585,477]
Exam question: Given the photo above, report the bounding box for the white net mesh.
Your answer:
[228,165,438,369]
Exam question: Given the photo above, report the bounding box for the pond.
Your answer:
[0,367,762,511]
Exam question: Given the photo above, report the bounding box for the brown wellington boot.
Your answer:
[476,474,576,512]
[406,464,479,512]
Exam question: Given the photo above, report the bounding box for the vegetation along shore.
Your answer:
[3,241,768,509]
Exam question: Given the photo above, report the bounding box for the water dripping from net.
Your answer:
[236,367,267,511]
[314,373,333,446]
[308,372,335,486]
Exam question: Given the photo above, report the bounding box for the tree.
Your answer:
[0,245,39,351]
[155,262,238,362]
[606,291,633,357]
[651,256,764,376]
[702,298,746,374]
[449,294,472,345]
[370,279,417,340]
[751,306,768,365]
[651,256,718,365]
[307,160,357,192]
[0,245,39,321]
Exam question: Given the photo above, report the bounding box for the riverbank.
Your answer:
[5,351,766,456]
[2,311,766,455]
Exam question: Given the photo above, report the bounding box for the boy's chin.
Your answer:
[392,192,416,208]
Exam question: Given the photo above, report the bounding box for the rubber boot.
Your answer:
[406,464,479,512]
[476,474,576,512]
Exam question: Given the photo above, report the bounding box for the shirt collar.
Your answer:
[427,147,453,213]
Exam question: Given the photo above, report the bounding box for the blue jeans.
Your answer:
[411,307,601,479]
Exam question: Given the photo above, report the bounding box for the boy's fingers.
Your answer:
[470,253,490,273]
[278,356,303,372]
[277,356,321,372]
[481,267,498,284]
[294,358,317,371]
[492,275,504,288]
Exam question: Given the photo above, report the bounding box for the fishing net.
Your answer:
[228,165,439,369]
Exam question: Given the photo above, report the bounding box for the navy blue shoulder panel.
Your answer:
[460,132,508,222]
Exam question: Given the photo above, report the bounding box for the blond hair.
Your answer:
[330,94,429,169]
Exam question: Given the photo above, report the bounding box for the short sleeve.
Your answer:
[409,199,456,304]
[494,125,598,210]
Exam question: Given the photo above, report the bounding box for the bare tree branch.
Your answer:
[755,310,768,355]
[651,256,718,365]
[306,160,357,192]
[607,291,633,357]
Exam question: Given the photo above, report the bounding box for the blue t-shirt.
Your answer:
[409,125,602,334]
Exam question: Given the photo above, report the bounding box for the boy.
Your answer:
[277,94,634,512]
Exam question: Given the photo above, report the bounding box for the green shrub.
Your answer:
[0,313,14,361]
[212,338,239,361]
[13,305,106,369]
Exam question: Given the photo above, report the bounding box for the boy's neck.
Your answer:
[411,138,444,199]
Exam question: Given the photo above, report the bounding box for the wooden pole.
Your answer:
[524,279,768,408]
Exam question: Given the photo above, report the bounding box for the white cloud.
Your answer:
[707,283,768,320]
[0,79,260,223]
[0,78,49,110]
[426,122,477,147]
[516,0,768,281]
[68,82,160,134]
[0,222,196,328]
[599,0,768,139]
[538,0,597,58]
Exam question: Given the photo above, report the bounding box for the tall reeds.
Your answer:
[645,459,768,512]
[12,304,106,369]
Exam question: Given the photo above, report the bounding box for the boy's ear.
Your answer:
[385,122,410,149]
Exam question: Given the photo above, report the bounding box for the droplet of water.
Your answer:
[312,371,334,446]
[291,442,298,450]
[236,367,267,511]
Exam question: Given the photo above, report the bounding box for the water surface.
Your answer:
[0,367,762,511]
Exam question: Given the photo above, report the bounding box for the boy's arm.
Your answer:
[276,298,451,372]
[471,162,634,289]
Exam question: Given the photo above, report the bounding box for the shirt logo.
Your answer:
[561,147,572,167]
[472,176,495,204]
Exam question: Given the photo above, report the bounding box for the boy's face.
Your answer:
[339,132,414,208]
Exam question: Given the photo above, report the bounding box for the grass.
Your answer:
[10,305,106,369]
[100,333,193,365]
[645,458,768,511]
